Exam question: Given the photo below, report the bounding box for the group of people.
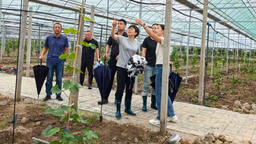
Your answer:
[39,18,178,125]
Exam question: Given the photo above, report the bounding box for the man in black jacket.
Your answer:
[80,30,100,89]
[98,19,127,104]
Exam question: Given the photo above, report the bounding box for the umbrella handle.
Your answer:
[40,60,42,66]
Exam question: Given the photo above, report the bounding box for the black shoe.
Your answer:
[43,95,51,101]
[56,95,63,101]
[98,99,109,105]
[88,84,92,89]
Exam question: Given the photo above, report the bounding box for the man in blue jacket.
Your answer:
[39,23,69,101]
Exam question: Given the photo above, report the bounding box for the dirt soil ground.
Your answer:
[176,66,256,112]
[0,95,187,144]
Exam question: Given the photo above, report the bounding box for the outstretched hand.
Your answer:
[135,19,143,26]
[112,18,117,27]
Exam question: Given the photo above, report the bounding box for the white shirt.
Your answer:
[155,37,165,65]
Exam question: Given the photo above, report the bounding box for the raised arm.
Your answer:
[135,19,162,44]
[111,18,118,41]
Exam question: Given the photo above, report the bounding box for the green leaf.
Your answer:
[50,85,62,94]
[60,132,69,143]
[50,141,61,144]
[60,105,69,111]
[80,41,90,47]
[64,132,74,139]
[48,128,61,135]
[74,82,83,89]
[70,109,77,115]
[73,134,83,142]
[68,53,76,60]
[77,117,90,124]
[59,53,69,59]
[82,129,98,140]
[65,65,73,72]
[63,80,72,90]
[72,115,79,122]
[61,116,68,121]
[84,16,95,22]
[63,28,79,35]
[89,43,97,49]
[45,106,54,114]
[69,84,79,92]
[75,68,83,74]
[42,126,54,138]
[74,6,81,9]
[53,109,65,116]
[71,30,79,34]
[63,28,72,35]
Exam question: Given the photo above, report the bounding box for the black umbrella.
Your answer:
[94,61,111,126]
[168,72,182,103]
[33,60,49,98]
[150,65,182,103]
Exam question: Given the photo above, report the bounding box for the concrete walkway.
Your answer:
[0,73,256,143]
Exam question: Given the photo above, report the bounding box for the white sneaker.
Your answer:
[167,115,178,122]
[149,119,160,125]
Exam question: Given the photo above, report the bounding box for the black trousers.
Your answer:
[115,67,135,100]
[104,59,117,100]
[80,61,93,85]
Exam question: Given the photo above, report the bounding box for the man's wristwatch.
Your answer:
[142,23,146,27]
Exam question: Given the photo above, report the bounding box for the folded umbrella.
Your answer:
[150,65,182,103]
[94,61,111,126]
[33,60,49,98]
[168,72,182,103]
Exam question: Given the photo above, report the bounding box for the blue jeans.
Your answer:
[155,65,175,120]
[142,65,156,96]
[46,61,64,96]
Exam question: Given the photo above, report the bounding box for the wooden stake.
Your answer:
[66,0,85,129]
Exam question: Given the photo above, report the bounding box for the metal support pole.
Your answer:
[185,10,192,83]
[26,7,33,77]
[39,25,41,52]
[105,0,109,41]
[236,34,239,71]
[15,0,29,101]
[249,39,252,66]
[37,24,40,65]
[99,25,103,53]
[160,0,173,135]
[1,24,5,59]
[180,37,182,60]
[244,37,246,66]
[226,29,230,74]
[198,0,208,105]
[90,5,95,35]
[210,22,216,77]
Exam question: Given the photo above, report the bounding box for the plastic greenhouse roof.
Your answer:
[1,0,256,49]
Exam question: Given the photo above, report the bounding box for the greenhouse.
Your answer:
[0,0,256,143]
